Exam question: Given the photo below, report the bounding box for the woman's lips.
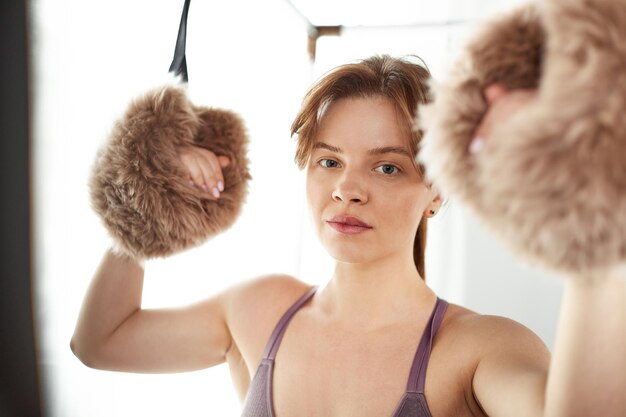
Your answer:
[326,215,373,235]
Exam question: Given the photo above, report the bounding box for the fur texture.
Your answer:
[90,85,251,260]
[419,0,626,276]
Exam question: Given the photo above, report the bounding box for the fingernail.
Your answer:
[201,184,208,192]
[212,187,220,198]
[469,137,484,154]
[189,181,195,187]
[217,180,224,192]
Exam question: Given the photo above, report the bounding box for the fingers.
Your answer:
[469,84,510,154]
[469,136,485,155]
[179,146,231,198]
[217,155,230,168]
[470,85,538,155]
[484,84,508,105]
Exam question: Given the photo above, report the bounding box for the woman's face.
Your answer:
[306,96,437,266]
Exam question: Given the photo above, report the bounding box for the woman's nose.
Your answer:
[331,172,368,204]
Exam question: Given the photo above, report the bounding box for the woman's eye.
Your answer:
[319,159,339,168]
[376,164,399,175]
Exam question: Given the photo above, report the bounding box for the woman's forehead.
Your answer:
[315,97,411,150]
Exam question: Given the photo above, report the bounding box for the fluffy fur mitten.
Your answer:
[419,0,626,276]
[90,85,251,260]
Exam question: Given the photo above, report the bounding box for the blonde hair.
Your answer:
[291,55,432,279]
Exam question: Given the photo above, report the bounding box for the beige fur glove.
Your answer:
[419,0,626,276]
[90,84,250,260]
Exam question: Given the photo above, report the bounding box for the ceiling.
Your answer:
[287,0,520,28]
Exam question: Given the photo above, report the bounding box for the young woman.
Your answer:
[71,55,625,417]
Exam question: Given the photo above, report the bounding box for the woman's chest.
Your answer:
[272,325,417,417]
[268,321,483,417]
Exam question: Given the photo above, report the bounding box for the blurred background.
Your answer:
[3,0,564,415]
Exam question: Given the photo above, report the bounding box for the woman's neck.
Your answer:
[314,254,435,329]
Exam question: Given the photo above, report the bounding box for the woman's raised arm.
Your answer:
[542,269,626,417]
[72,145,236,373]
[472,269,625,417]
[70,249,232,373]
[469,87,626,417]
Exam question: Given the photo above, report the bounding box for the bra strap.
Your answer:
[263,286,318,360]
[406,298,449,393]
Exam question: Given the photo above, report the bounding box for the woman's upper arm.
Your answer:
[79,273,308,374]
[84,293,233,373]
[471,316,551,417]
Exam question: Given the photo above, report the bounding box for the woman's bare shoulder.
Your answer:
[224,273,313,314]
[220,274,313,366]
[440,302,550,359]
[437,303,551,415]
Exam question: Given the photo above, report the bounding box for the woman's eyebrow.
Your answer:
[368,146,412,157]
[313,143,412,158]
[313,142,342,153]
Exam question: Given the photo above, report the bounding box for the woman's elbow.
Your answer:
[70,336,104,369]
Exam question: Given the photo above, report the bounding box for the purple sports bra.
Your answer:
[240,287,448,417]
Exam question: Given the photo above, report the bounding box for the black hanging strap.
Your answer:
[169,0,191,82]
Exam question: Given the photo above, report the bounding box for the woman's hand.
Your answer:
[470,84,538,154]
[178,145,230,198]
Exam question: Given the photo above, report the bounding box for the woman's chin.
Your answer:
[321,241,375,265]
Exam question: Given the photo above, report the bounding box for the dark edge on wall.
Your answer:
[0,0,42,416]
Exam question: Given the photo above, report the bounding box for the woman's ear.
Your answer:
[424,185,443,217]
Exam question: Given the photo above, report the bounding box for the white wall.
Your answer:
[31,0,311,415]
